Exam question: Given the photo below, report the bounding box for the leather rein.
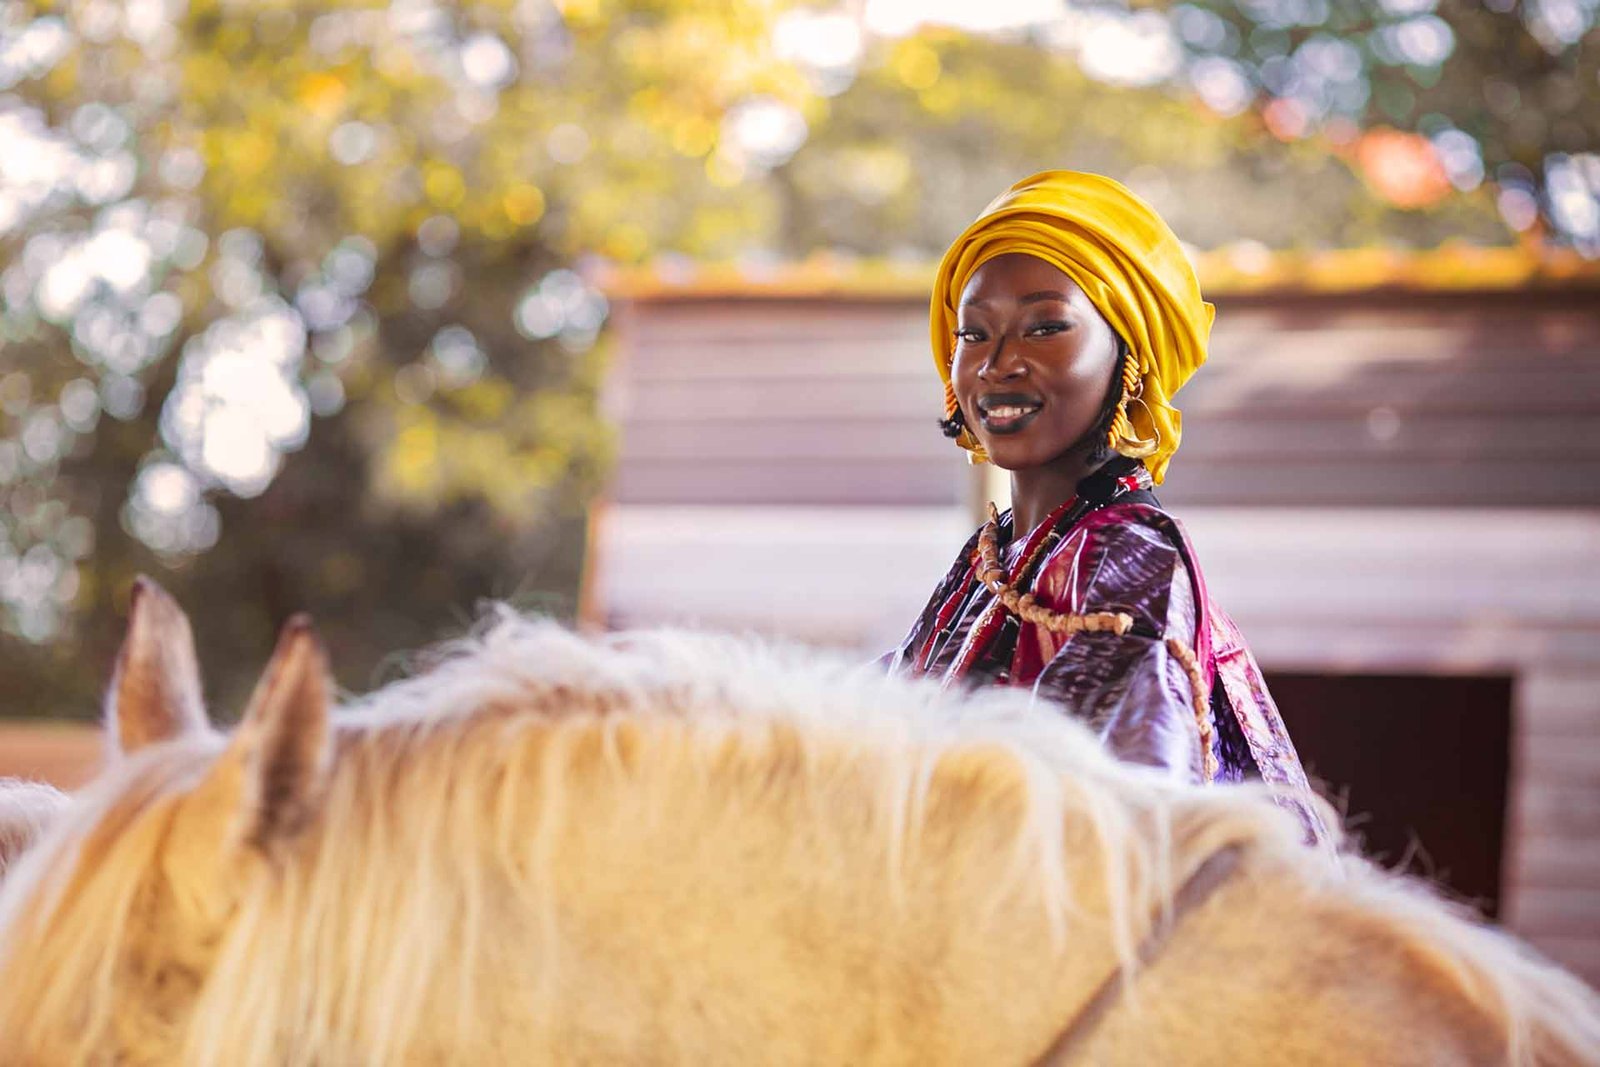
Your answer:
[1027,845,1244,1066]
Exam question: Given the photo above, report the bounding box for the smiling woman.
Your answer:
[888,171,1328,843]
[950,254,1127,512]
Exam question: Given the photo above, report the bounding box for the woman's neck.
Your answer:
[1008,450,1104,535]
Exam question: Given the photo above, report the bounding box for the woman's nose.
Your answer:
[978,336,1026,381]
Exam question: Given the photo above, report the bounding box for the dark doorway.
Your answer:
[1265,672,1514,918]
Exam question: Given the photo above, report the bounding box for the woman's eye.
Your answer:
[954,328,985,343]
[1028,320,1070,336]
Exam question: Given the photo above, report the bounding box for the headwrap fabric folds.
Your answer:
[930,170,1215,485]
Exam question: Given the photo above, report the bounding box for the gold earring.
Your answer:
[1107,373,1159,460]
[956,423,988,463]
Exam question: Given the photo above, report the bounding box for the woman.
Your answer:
[886,171,1328,842]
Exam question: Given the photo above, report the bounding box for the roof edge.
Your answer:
[597,244,1600,302]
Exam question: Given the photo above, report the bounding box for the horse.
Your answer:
[0,578,1594,1065]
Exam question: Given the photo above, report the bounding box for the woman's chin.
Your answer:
[977,441,1039,471]
[978,432,1092,474]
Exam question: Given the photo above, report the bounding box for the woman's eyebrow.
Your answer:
[960,290,1069,308]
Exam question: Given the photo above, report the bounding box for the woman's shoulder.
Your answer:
[1028,501,1204,627]
[1049,501,1194,564]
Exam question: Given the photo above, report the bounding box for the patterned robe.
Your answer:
[886,499,1332,846]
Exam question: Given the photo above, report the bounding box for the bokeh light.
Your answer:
[159,299,311,498]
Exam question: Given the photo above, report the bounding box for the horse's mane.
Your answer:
[0,779,65,878]
[0,614,1594,1064]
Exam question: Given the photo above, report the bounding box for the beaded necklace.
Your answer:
[909,460,1219,781]
[914,462,1153,675]
[975,500,1136,637]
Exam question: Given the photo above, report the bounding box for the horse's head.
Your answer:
[0,577,336,1062]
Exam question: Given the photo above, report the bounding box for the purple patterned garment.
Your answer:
[886,502,1332,847]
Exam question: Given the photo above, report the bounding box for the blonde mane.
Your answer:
[1,611,1595,1065]
[0,779,65,878]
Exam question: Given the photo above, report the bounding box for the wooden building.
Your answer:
[592,247,1600,982]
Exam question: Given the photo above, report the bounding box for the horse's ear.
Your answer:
[107,576,209,755]
[225,615,332,852]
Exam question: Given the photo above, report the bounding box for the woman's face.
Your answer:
[951,253,1121,472]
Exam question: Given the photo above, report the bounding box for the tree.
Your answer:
[0,0,812,715]
[765,23,1510,254]
[1119,0,1599,248]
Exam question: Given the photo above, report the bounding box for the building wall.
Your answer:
[604,299,961,508]
[596,284,1600,981]
[1159,292,1600,508]
[606,290,1600,510]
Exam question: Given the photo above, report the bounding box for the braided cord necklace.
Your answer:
[975,499,1135,637]
[933,464,1220,782]
[914,495,1084,673]
[975,459,1155,638]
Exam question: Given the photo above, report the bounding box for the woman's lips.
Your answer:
[978,397,1043,434]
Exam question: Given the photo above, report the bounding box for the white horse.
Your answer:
[0,578,1594,1065]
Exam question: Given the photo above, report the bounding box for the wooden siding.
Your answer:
[606,300,963,507]
[607,291,1600,509]
[593,505,969,651]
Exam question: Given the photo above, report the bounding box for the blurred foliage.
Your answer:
[1141,0,1600,246]
[0,0,815,716]
[0,0,1570,718]
[773,28,1510,254]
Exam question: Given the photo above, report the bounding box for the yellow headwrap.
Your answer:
[930,170,1214,485]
